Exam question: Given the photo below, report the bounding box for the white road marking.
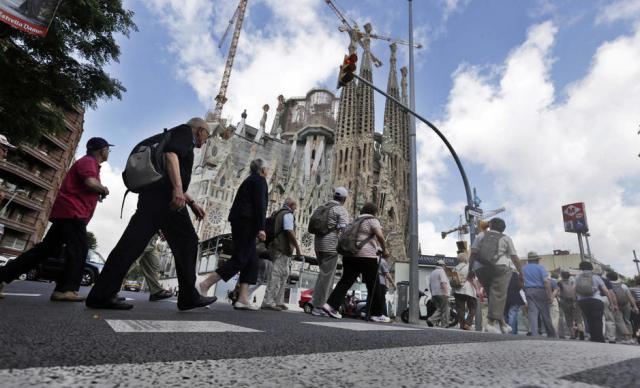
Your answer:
[1,293,41,297]
[0,340,638,387]
[125,298,135,301]
[105,320,262,333]
[303,321,421,331]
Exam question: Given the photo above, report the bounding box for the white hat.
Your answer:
[0,135,16,149]
[334,186,348,198]
[436,259,446,266]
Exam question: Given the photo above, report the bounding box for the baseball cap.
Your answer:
[86,137,114,151]
[334,186,348,198]
[0,134,16,149]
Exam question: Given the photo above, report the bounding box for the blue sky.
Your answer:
[84,0,640,276]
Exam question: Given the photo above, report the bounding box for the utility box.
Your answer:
[396,281,410,317]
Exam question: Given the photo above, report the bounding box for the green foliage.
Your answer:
[86,230,97,250]
[0,0,136,144]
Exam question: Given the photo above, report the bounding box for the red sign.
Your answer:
[0,0,61,37]
[562,202,588,233]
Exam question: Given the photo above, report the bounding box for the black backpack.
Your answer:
[265,208,291,245]
[308,202,338,235]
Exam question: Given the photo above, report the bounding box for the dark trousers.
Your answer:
[0,219,87,292]
[454,293,477,328]
[215,220,259,284]
[87,206,199,304]
[327,257,384,317]
[578,298,605,343]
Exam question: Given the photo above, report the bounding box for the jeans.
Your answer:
[505,305,521,334]
[216,220,259,284]
[578,298,605,342]
[525,288,557,338]
[454,293,477,328]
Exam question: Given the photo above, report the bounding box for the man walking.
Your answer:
[262,198,301,311]
[469,218,523,334]
[522,252,556,338]
[607,271,638,344]
[557,271,584,339]
[428,259,450,327]
[0,137,111,301]
[87,118,216,310]
[198,158,269,310]
[576,261,614,342]
[138,234,173,301]
[309,187,350,316]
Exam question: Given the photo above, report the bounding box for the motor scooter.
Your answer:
[401,289,458,327]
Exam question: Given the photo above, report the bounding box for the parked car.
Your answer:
[123,280,143,292]
[24,249,105,287]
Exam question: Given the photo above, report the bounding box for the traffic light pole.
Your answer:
[350,71,476,320]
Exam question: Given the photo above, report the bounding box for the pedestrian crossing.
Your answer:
[104,319,419,333]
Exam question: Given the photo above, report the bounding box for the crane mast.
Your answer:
[207,0,248,123]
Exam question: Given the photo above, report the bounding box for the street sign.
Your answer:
[562,202,589,233]
[465,206,482,221]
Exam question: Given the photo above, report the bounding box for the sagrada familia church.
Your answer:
[189,32,411,264]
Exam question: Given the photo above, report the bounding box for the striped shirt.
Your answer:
[313,201,350,253]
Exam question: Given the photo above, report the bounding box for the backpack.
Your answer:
[337,215,375,257]
[120,128,173,217]
[476,230,503,265]
[308,202,339,235]
[613,284,629,307]
[449,265,464,289]
[575,272,594,297]
[558,280,576,301]
[265,208,291,246]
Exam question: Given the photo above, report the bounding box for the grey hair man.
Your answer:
[428,259,451,327]
[309,187,350,316]
[262,197,301,311]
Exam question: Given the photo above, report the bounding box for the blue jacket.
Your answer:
[228,172,268,231]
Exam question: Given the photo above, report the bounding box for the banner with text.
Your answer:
[0,0,61,37]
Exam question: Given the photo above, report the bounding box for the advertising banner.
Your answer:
[0,0,61,37]
[562,202,589,233]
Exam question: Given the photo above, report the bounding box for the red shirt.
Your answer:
[49,155,101,223]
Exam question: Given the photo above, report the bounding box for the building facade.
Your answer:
[0,109,85,256]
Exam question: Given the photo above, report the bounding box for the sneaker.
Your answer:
[484,322,502,334]
[234,301,259,310]
[261,303,283,311]
[370,315,391,323]
[50,291,85,302]
[276,304,289,311]
[500,322,512,334]
[322,303,342,319]
[311,307,328,317]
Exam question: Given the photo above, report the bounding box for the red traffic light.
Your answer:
[337,53,358,89]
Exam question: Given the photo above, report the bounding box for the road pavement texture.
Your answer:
[1,281,639,387]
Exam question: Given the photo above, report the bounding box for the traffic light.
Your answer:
[337,53,358,88]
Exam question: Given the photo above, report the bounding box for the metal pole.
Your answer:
[584,233,593,260]
[407,0,420,325]
[633,250,640,275]
[576,233,586,262]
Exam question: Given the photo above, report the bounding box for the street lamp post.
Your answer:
[633,250,640,276]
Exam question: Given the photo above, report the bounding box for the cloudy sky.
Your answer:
[81,0,640,276]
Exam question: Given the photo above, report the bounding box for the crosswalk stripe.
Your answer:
[1,293,41,297]
[106,320,263,333]
[302,321,421,331]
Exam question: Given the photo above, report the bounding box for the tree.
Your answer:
[0,1,137,144]
[86,231,97,250]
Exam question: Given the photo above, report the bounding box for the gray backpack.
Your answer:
[476,230,503,265]
[308,202,338,235]
[613,284,629,307]
[337,215,375,256]
[575,272,594,297]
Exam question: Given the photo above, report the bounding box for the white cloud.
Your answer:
[596,0,640,24]
[417,20,640,276]
[86,163,137,259]
[140,0,345,128]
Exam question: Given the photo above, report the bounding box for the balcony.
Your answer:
[20,146,62,170]
[0,161,53,191]
[43,133,68,151]
[4,192,44,212]
[0,215,36,234]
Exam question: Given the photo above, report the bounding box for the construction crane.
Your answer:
[206,0,248,123]
[324,0,423,67]
[440,207,506,239]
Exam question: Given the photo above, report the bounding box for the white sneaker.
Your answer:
[234,301,259,310]
[500,322,512,334]
[484,322,502,334]
[371,315,391,323]
[322,303,342,319]
[311,307,327,317]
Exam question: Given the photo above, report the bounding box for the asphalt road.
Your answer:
[1,280,639,387]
